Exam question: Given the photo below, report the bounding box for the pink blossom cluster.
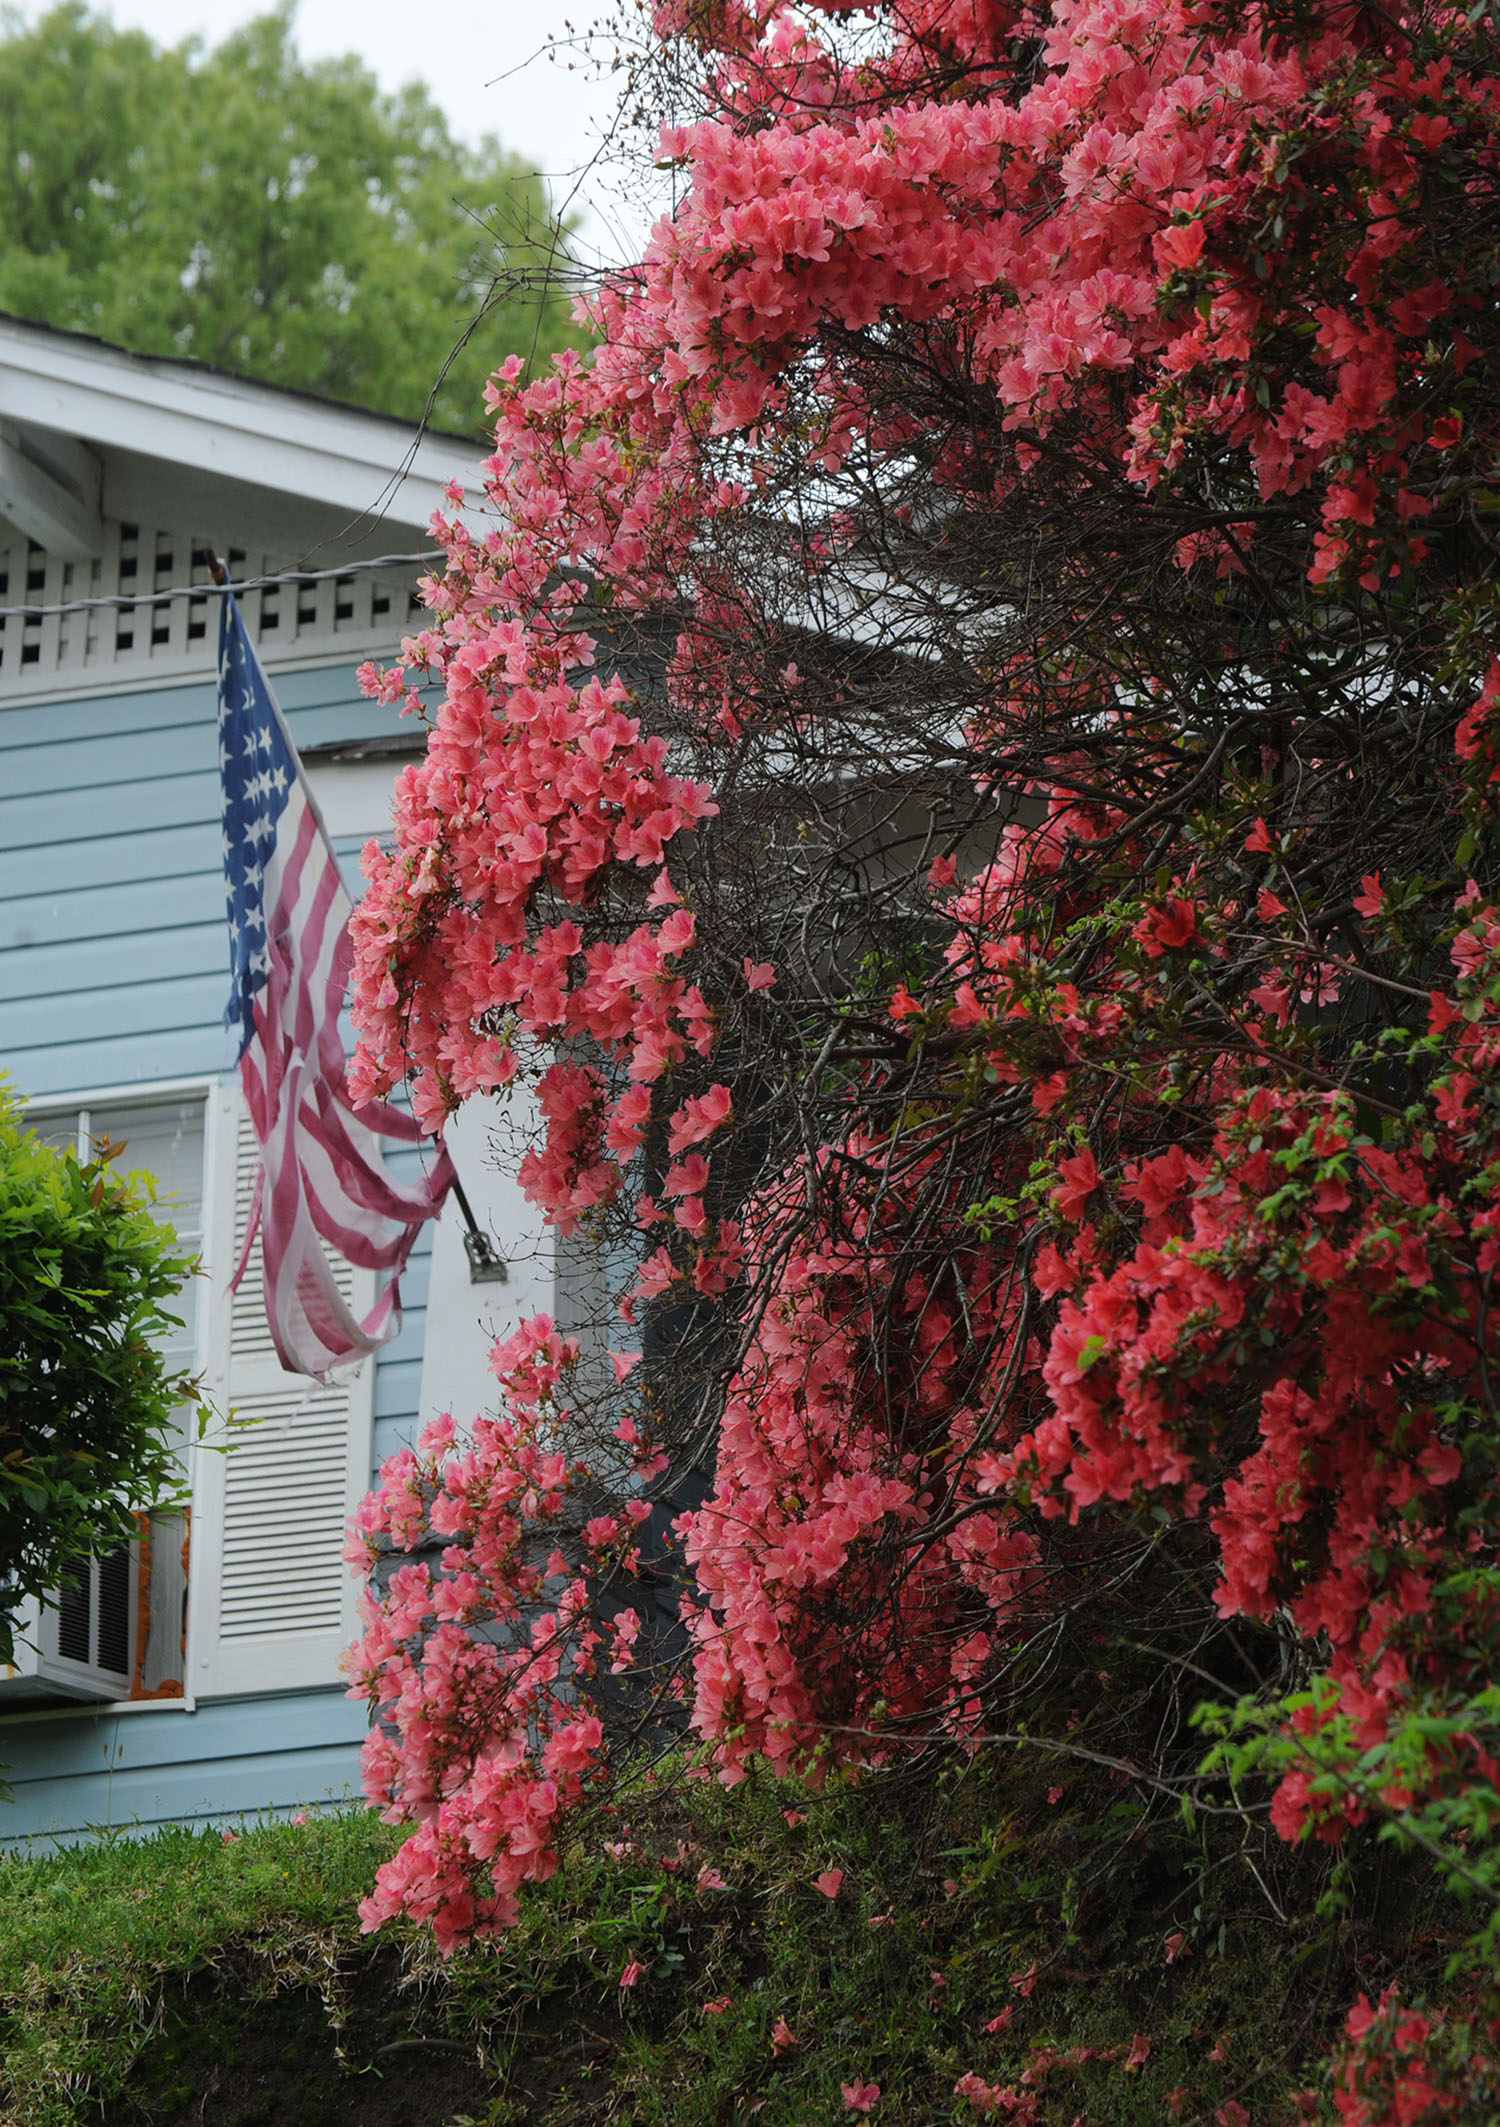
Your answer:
[631,0,1490,585]
[350,0,1498,1132]
[883,760,1500,1844]
[343,1315,658,1952]
[682,1142,1040,1782]
[1330,1986,1500,2125]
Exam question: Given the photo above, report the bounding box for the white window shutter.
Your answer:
[190,1083,373,1697]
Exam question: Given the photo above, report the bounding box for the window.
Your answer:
[1,1081,374,1709]
[0,1093,202,1705]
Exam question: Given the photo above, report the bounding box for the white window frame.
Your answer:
[6,1074,215,1710]
[14,1074,374,1705]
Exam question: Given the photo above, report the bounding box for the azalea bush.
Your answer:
[343,0,1500,2106]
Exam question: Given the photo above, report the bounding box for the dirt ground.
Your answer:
[106,1949,629,2127]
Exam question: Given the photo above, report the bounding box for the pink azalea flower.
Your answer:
[841,2081,881,2113]
[814,1867,844,1898]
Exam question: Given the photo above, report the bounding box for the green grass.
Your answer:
[0,1751,1399,2124]
[0,1810,398,2124]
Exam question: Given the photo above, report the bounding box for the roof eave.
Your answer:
[0,312,490,532]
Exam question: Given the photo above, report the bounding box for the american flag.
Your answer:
[218,589,453,1379]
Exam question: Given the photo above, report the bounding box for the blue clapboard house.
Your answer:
[0,314,544,1843]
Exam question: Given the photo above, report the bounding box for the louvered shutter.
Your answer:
[190,1084,374,1697]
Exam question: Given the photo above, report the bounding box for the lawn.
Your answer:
[0,1746,1412,2124]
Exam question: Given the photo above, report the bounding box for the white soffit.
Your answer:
[0,314,489,533]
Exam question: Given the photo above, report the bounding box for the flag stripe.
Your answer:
[217,593,453,1379]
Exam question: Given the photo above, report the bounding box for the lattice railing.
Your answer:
[0,519,426,692]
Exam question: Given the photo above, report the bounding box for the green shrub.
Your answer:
[0,1080,200,1665]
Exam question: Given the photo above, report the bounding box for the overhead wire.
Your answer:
[0,549,443,623]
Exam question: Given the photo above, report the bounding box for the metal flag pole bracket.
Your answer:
[449,1175,508,1284]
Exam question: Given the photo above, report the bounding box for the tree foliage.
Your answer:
[0,1084,196,1667]
[0,3,581,431]
[342,0,1500,2108]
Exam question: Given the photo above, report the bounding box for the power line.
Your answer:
[0,550,442,623]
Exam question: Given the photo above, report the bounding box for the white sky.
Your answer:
[30,0,663,264]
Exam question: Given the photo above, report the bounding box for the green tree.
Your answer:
[0,2,582,433]
[0,1084,198,1669]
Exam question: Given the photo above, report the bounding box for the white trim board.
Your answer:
[0,642,438,713]
[22,1072,224,1115]
[0,1693,198,1727]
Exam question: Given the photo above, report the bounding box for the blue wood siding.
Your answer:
[0,1690,368,1849]
[0,658,427,1460]
[0,665,407,1098]
[0,660,432,1841]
